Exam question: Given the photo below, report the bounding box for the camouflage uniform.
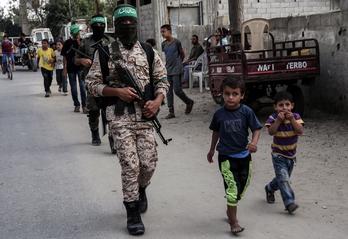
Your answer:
[86,40,169,202]
[77,35,112,131]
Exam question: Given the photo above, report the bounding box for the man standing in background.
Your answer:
[75,14,115,151]
[182,35,204,85]
[161,24,194,119]
[62,24,87,113]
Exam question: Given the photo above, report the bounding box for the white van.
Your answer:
[31,28,54,46]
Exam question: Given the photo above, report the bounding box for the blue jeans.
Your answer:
[68,71,86,107]
[183,62,202,83]
[2,53,14,64]
[267,154,295,207]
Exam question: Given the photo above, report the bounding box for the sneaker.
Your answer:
[286,203,299,214]
[44,92,50,98]
[58,87,62,92]
[63,92,68,96]
[265,185,275,204]
[74,106,80,112]
[82,107,88,114]
[165,113,175,119]
[185,100,194,114]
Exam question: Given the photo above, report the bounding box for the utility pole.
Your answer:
[19,0,30,35]
[228,0,242,33]
[68,0,72,18]
[136,0,140,39]
[152,0,168,52]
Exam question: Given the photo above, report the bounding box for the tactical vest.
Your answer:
[101,41,155,116]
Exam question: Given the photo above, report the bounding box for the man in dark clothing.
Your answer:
[75,14,115,152]
[183,34,205,84]
[185,35,204,64]
[161,24,194,119]
[62,24,87,113]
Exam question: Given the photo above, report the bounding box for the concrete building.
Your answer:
[117,0,348,114]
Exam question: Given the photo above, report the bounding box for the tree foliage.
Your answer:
[0,7,21,37]
[3,0,117,38]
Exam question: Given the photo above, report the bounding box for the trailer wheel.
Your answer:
[249,101,262,113]
[287,85,305,117]
[213,95,224,106]
[32,59,38,72]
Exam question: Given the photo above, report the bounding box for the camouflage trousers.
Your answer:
[109,118,158,202]
[86,93,100,131]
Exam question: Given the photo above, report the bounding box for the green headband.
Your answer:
[113,5,137,20]
[70,24,80,35]
[90,16,106,25]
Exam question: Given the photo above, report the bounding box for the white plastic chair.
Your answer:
[189,53,209,93]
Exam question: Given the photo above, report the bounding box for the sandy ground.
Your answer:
[1,69,347,239]
[154,89,348,239]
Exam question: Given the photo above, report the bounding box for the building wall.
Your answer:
[270,11,348,114]
[139,4,155,42]
[215,0,335,23]
[243,0,332,21]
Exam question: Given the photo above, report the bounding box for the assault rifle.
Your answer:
[91,40,172,145]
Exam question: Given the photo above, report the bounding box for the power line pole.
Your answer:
[68,0,72,18]
[19,0,30,35]
[152,0,168,52]
[228,0,242,33]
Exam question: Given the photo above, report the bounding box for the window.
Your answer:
[44,32,49,40]
[35,32,42,41]
[331,0,340,10]
[169,6,202,26]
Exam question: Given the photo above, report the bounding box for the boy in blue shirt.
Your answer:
[207,77,262,235]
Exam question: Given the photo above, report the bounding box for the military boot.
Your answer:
[124,201,145,235]
[91,129,101,146]
[139,187,148,213]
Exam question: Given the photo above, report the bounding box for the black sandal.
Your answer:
[231,225,245,235]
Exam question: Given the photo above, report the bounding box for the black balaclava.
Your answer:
[92,23,105,40]
[115,19,138,50]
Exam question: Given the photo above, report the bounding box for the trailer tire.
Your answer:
[32,59,38,72]
[249,101,262,114]
[287,85,305,117]
[213,95,224,106]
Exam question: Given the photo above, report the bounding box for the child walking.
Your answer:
[55,40,68,95]
[264,91,304,214]
[207,77,262,235]
[37,39,55,97]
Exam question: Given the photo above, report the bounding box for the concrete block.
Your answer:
[270,13,281,19]
[288,15,306,28]
[268,7,281,13]
[270,17,289,29]
[281,12,291,18]
[244,2,252,8]
[308,14,322,28]
[246,8,258,14]
[342,12,348,27]
[257,8,267,14]
[289,2,299,8]
[254,3,270,9]
[319,14,333,26]
[280,3,290,7]
[270,3,282,8]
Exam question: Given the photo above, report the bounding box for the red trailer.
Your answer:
[207,19,320,115]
